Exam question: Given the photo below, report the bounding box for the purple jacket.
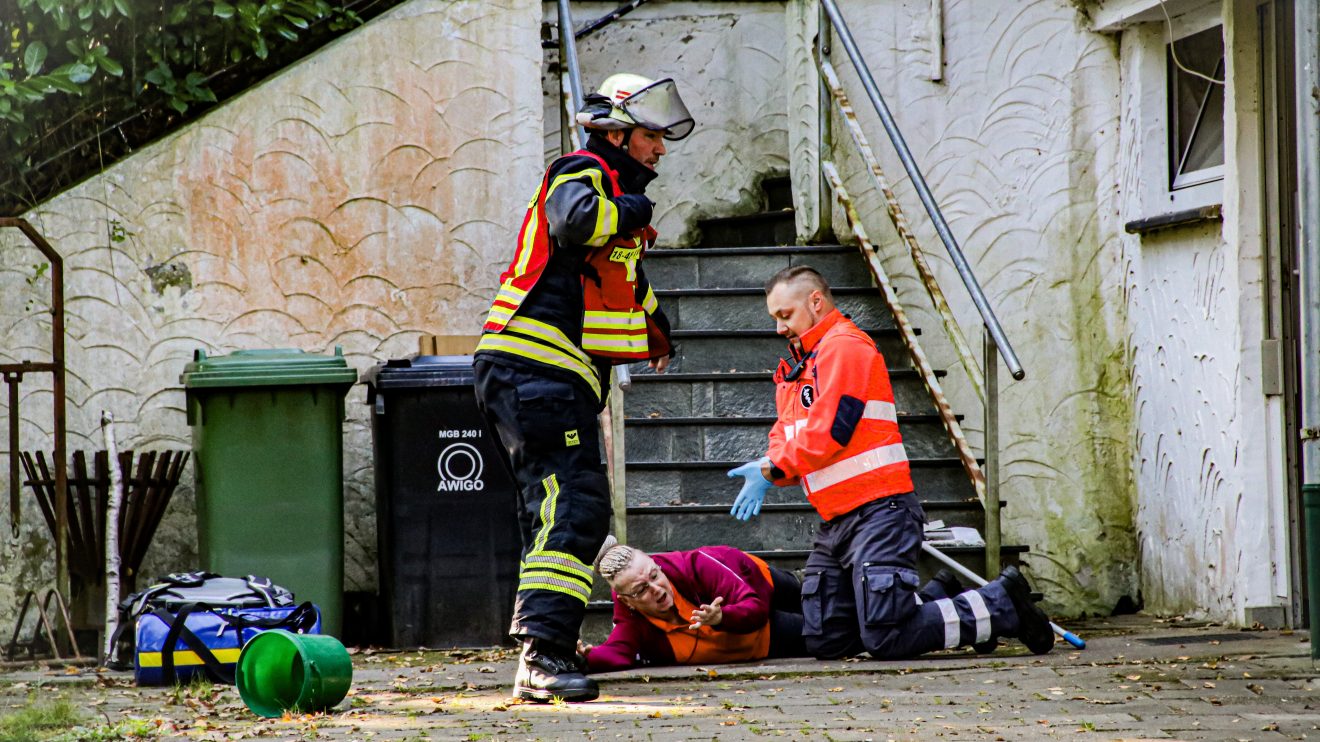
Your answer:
[585,546,774,672]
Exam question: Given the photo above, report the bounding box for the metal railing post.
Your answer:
[815,0,833,239]
[984,327,1001,576]
[556,0,587,147]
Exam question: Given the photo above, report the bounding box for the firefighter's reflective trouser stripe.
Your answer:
[476,316,603,401]
[472,359,610,648]
[799,492,1020,661]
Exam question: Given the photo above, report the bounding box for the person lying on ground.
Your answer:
[578,538,807,672]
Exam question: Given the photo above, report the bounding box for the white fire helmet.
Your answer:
[575,73,695,141]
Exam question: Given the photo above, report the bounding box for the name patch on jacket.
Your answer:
[609,246,642,263]
[799,385,816,408]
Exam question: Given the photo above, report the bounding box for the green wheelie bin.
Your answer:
[181,348,357,637]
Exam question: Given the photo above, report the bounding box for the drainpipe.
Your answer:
[1295,0,1320,655]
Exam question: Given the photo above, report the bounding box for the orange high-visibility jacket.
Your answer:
[766,309,914,520]
[479,148,670,400]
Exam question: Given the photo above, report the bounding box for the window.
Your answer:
[1167,24,1225,190]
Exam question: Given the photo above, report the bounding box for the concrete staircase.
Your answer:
[582,176,1023,637]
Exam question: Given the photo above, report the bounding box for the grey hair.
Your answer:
[594,535,641,584]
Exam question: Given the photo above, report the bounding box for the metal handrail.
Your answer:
[818,58,985,405]
[819,0,1024,381]
[542,0,652,49]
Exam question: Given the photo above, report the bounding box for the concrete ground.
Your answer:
[2,615,1318,741]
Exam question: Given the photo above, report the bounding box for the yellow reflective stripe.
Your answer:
[588,199,619,247]
[137,648,242,668]
[517,581,590,605]
[525,551,594,583]
[531,474,559,555]
[546,169,617,248]
[495,283,527,303]
[641,285,658,313]
[475,335,601,400]
[583,310,646,328]
[485,303,516,325]
[506,316,590,362]
[513,191,543,276]
[519,569,591,596]
[581,335,649,352]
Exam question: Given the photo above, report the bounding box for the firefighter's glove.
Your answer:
[614,193,654,232]
[728,457,773,521]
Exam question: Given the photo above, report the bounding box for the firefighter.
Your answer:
[727,265,1056,660]
[473,73,694,702]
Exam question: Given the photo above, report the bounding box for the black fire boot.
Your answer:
[999,565,1055,655]
[513,638,599,703]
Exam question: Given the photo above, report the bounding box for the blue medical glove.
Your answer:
[728,457,773,521]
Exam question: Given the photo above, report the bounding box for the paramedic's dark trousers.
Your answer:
[801,492,1020,659]
[473,359,610,649]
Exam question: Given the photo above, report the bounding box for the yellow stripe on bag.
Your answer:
[137,648,242,668]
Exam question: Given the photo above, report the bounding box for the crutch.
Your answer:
[921,536,1086,649]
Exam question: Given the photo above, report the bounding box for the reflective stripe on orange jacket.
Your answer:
[766,309,913,520]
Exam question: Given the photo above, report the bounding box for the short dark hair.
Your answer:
[763,265,834,301]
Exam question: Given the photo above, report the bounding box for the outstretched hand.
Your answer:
[689,596,724,629]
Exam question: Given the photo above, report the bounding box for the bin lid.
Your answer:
[362,355,475,392]
[181,348,358,389]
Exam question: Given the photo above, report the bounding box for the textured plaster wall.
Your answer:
[1119,3,1281,622]
[0,0,543,626]
[541,1,790,246]
[792,0,1136,615]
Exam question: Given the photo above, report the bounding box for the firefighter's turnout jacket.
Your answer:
[477,135,673,403]
[767,308,913,520]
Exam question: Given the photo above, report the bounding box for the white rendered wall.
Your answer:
[0,0,544,627]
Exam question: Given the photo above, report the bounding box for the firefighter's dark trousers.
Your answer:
[473,359,610,649]
[802,492,1020,660]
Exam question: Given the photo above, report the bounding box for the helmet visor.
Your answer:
[620,79,695,141]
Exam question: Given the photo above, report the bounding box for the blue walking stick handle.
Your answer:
[1051,623,1086,649]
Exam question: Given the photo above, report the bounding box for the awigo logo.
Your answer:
[436,441,485,492]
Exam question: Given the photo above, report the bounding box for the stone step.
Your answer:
[624,502,992,554]
[624,458,976,507]
[624,369,941,419]
[646,245,868,291]
[698,209,797,247]
[656,286,894,332]
[762,175,793,212]
[623,414,960,463]
[639,328,915,374]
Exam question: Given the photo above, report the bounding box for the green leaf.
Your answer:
[213,1,235,18]
[23,41,46,77]
[41,75,82,94]
[169,97,188,113]
[167,4,188,23]
[95,54,123,77]
[77,2,92,19]
[253,36,267,59]
[113,0,131,17]
[65,62,94,84]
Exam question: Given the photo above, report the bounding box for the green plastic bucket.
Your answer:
[236,630,353,717]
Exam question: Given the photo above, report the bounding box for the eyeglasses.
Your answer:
[619,568,665,600]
